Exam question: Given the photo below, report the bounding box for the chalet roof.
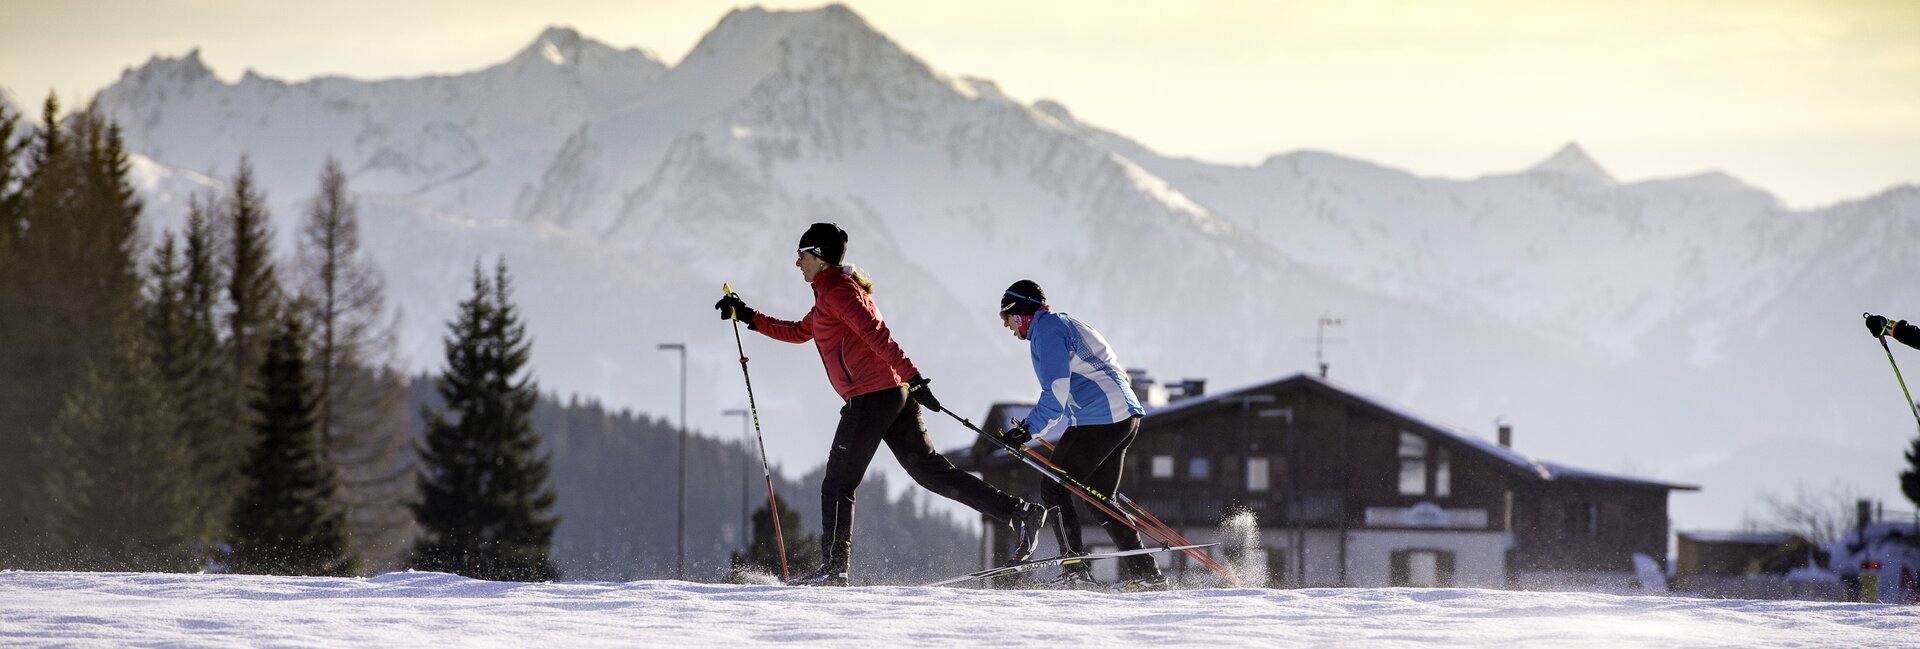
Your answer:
[961,372,1698,492]
[1677,531,1800,545]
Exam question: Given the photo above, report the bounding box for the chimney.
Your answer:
[1497,424,1512,449]
[1166,378,1207,402]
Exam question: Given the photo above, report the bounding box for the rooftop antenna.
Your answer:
[1313,314,1345,379]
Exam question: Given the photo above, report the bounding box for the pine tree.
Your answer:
[729,496,818,581]
[227,311,358,576]
[411,260,560,582]
[0,99,145,564]
[0,93,36,560]
[173,200,233,542]
[295,157,414,572]
[37,317,200,572]
[0,98,23,252]
[145,220,231,550]
[1901,434,1920,510]
[218,158,283,523]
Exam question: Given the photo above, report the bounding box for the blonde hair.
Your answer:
[843,264,874,293]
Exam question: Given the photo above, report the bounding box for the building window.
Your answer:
[1561,502,1598,538]
[1398,432,1427,495]
[1391,549,1456,587]
[1246,457,1270,492]
[1434,447,1451,498]
[1151,455,1174,479]
[1188,457,1211,481]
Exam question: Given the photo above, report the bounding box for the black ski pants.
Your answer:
[819,385,1022,571]
[1041,415,1157,579]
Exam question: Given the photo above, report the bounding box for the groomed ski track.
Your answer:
[4,570,1918,647]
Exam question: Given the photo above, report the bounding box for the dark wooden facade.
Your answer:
[950,374,1696,588]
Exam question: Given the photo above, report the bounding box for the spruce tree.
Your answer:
[729,496,818,581]
[219,158,282,520]
[0,99,145,564]
[296,157,414,572]
[146,220,231,549]
[411,260,559,582]
[1902,434,1920,510]
[227,311,358,576]
[38,317,199,572]
[0,98,22,251]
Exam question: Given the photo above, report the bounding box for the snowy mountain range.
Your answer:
[41,4,1920,533]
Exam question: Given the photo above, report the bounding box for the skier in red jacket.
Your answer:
[716,223,1050,586]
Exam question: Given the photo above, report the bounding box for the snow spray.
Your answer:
[1216,509,1267,588]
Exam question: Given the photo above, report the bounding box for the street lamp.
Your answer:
[658,342,687,580]
[723,408,751,548]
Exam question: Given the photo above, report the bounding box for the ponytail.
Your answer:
[842,264,875,293]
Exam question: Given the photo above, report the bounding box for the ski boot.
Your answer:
[1115,572,1171,593]
[1008,502,1053,563]
[787,560,850,587]
[1042,559,1104,591]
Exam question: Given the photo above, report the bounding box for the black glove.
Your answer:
[906,376,942,412]
[715,294,756,326]
[1868,314,1892,337]
[1000,419,1033,447]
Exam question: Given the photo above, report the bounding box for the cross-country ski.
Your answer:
[6,2,1920,647]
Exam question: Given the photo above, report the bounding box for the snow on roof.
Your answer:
[1146,373,1698,491]
[1677,531,1799,545]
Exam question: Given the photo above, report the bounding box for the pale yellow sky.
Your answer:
[2,0,1915,208]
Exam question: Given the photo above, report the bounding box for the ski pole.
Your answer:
[939,409,1244,586]
[1869,312,1920,432]
[1034,437,1213,564]
[1881,339,1920,433]
[726,283,789,581]
[1017,442,1239,580]
[1004,421,1242,584]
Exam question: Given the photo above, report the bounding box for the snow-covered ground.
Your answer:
[3,571,1917,648]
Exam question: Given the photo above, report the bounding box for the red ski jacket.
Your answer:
[750,267,921,401]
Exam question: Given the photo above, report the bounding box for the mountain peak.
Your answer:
[1527,142,1614,183]
[1032,99,1075,125]
[122,48,217,86]
[514,26,589,67]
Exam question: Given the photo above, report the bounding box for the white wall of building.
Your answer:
[1345,530,1509,588]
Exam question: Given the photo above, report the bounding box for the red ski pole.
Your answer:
[726,283,788,581]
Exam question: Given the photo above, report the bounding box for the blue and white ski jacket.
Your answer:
[1020,310,1145,438]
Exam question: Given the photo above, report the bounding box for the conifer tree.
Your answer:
[146,220,231,547]
[219,158,283,515]
[296,157,414,572]
[38,317,199,572]
[227,311,358,576]
[1901,434,1920,511]
[411,260,559,582]
[0,99,145,564]
[729,496,818,580]
[0,99,23,252]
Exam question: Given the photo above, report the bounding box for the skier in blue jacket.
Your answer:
[995,279,1166,590]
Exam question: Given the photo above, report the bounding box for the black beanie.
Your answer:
[1000,279,1047,316]
[797,223,847,265]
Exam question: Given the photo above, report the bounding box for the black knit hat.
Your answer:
[999,279,1047,316]
[797,222,847,265]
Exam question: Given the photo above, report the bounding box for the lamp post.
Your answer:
[658,342,687,580]
[723,408,751,548]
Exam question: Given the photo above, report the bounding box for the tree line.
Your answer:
[0,94,981,584]
[0,95,557,580]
